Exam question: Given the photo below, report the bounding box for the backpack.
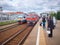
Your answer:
[42,18,46,22]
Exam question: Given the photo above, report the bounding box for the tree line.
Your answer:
[50,11,60,20]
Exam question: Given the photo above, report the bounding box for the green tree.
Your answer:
[57,11,60,20]
[50,12,57,18]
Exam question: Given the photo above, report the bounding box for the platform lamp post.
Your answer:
[0,7,3,21]
[51,7,52,13]
[50,7,53,16]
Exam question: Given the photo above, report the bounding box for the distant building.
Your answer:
[0,11,27,22]
[40,13,49,17]
[0,7,3,12]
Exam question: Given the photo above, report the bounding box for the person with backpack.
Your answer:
[42,16,46,29]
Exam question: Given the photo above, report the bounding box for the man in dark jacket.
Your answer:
[47,16,54,37]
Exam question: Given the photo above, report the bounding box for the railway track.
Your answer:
[0,24,27,45]
[0,23,19,32]
[1,25,33,45]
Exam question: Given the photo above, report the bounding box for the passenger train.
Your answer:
[26,13,39,26]
[17,13,39,25]
[17,14,27,24]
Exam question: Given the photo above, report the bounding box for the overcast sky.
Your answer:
[0,0,60,13]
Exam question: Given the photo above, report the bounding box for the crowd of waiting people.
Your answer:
[40,15,56,37]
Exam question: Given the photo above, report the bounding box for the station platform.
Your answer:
[23,19,60,45]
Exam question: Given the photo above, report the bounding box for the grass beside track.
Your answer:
[0,20,17,26]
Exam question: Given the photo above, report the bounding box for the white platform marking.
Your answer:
[36,26,40,45]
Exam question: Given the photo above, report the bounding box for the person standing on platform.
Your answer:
[42,16,46,29]
[47,16,55,37]
[53,16,57,28]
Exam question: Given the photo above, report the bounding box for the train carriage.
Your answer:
[26,13,39,26]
